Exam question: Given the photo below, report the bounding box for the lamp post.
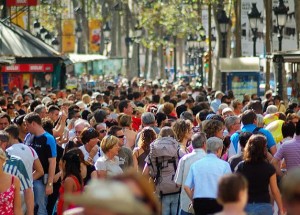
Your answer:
[248,3,261,57]
[33,19,40,36]
[198,34,206,86]
[40,26,47,40]
[51,37,60,51]
[75,25,83,53]
[273,0,288,99]
[134,24,143,78]
[217,9,230,93]
[44,32,52,45]
[103,22,111,56]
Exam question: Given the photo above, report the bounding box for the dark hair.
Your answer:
[241,110,257,125]
[203,119,224,139]
[30,100,42,112]
[152,95,160,104]
[118,100,130,113]
[13,114,25,126]
[282,121,295,138]
[80,127,99,145]
[42,118,54,135]
[62,150,82,187]
[48,105,60,113]
[247,100,263,114]
[155,112,167,127]
[13,100,21,106]
[243,134,267,163]
[0,113,11,124]
[176,104,187,119]
[172,119,191,142]
[239,132,252,149]
[24,112,42,125]
[217,173,248,204]
[296,120,300,136]
[107,125,122,136]
[4,124,19,139]
[138,127,157,151]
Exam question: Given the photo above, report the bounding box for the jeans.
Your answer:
[161,193,180,215]
[33,180,48,215]
[245,203,273,215]
[180,209,193,215]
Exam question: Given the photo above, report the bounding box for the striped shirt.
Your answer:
[3,154,32,191]
[274,135,300,171]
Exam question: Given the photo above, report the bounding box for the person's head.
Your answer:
[62,150,82,185]
[232,99,243,111]
[248,100,263,114]
[119,100,133,115]
[172,119,192,142]
[24,112,42,135]
[180,111,194,123]
[48,105,60,122]
[243,134,267,163]
[238,132,252,150]
[222,107,234,118]
[215,91,224,100]
[191,132,207,149]
[203,119,224,139]
[282,121,296,139]
[225,116,240,133]
[217,173,248,208]
[158,126,176,139]
[107,125,125,146]
[0,113,11,130]
[206,137,223,157]
[13,114,26,134]
[0,148,7,166]
[4,124,19,145]
[0,130,9,150]
[34,104,47,119]
[162,102,175,115]
[286,113,299,126]
[281,168,300,215]
[118,114,132,128]
[141,112,156,127]
[266,105,278,114]
[241,110,257,125]
[80,127,99,149]
[100,135,120,156]
[74,119,90,138]
[138,127,157,151]
[82,94,91,105]
[155,112,167,127]
[94,123,107,141]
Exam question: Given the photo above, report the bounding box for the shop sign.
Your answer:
[2,64,53,72]
[6,0,38,6]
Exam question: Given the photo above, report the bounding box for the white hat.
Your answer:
[64,179,151,215]
[222,107,233,115]
[41,97,52,105]
[76,101,86,110]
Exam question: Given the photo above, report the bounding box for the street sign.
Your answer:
[6,0,38,6]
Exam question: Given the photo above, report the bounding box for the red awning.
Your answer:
[2,64,53,72]
[6,0,37,6]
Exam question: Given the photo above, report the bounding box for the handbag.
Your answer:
[188,203,195,214]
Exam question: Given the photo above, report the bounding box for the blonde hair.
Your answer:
[82,94,91,105]
[118,114,132,127]
[172,119,192,142]
[0,148,7,161]
[101,135,119,154]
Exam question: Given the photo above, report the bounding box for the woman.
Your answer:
[95,135,123,178]
[118,113,137,150]
[236,134,284,215]
[172,119,193,158]
[133,127,157,172]
[216,173,248,215]
[57,150,83,215]
[203,119,225,139]
[0,148,22,215]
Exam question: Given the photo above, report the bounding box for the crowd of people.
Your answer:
[0,81,300,215]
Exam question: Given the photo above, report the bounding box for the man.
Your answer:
[94,122,107,142]
[0,130,34,215]
[13,99,26,115]
[24,112,57,215]
[272,120,300,176]
[34,104,48,119]
[119,100,141,131]
[47,105,60,123]
[174,132,207,215]
[210,91,224,113]
[184,137,231,215]
[230,110,277,158]
[108,125,133,170]
[0,112,11,130]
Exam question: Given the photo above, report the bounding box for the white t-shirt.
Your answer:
[6,143,38,182]
[79,145,101,163]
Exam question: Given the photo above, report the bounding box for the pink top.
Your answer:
[0,176,15,215]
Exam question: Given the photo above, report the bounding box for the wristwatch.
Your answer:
[47,182,53,187]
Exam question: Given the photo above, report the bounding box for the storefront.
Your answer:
[0,21,71,91]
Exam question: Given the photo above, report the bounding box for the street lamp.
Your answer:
[134,24,142,77]
[248,3,261,57]
[40,26,47,40]
[44,32,52,45]
[217,8,230,92]
[75,25,83,38]
[103,22,111,56]
[273,0,289,99]
[33,19,40,35]
[51,37,60,51]
[198,34,206,86]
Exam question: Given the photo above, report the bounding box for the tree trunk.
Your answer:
[150,50,158,80]
[264,0,272,91]
[144,48,149,79]
[234,0,241,57]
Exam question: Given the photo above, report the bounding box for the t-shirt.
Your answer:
[228,153,243,172]
[236,161,275,203]
[6,144,38,182]
[24,132,56,180]
[95,155,123,177]
[118,146,133,171]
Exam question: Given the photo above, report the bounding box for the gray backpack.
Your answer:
[147,136,181,196]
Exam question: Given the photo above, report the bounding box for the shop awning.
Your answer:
[220,57,260,72]
[0,20,61,58]
[67,54,107,63]
[267,50,300,63]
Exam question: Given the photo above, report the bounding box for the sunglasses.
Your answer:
[99,129,107,134]
[116,135,125,139]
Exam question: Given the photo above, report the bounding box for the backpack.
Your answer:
[147,136,181,196]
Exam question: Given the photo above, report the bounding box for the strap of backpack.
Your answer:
[154,157,162,186]
[252,127,261,134]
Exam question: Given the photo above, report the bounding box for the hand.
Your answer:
[60,110,68,122]
[89,145,99,158]
[45,185,53,196]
